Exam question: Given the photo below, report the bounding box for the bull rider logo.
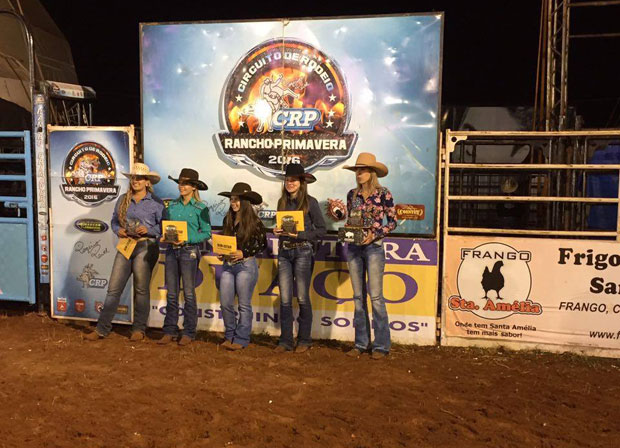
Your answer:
[61,141,120,206]
[217,38,357,177]
[448,242,543,319]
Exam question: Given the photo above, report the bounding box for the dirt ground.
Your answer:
[0,312,619,448]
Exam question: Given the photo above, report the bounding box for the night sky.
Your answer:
[39,0,620,128]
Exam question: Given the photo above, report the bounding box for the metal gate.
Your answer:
[0,131,35,304]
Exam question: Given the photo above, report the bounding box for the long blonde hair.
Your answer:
[354,170,381,197]
[118,184,154,227]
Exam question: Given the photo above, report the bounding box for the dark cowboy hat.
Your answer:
[218,182,263,205]
[281,163,316,183]
[168,168,208,190]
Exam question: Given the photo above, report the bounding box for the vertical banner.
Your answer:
[141,15,442,235]
[34,94,50,283]
[149,236,438,345]
[49,126,134,322]
[443,235,620,351]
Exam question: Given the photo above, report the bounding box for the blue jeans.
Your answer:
[163,244,200,339]
[219,257,258,347]
[346,241,391,354]
[96,240,159,337]
[278,244,314,350]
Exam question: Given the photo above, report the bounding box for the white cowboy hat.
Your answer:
[122,163,161,184]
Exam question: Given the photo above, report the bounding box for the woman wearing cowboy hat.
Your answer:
[85,163,165,341]
[342,153,397,359]
[217,182,267,350]
[158,169,212,346]
[273,164,326,353]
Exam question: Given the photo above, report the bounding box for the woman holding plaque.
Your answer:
[158,168,211,346]
[273,164,326,353]
[217,182,267,351]
[85,163,164,341]
[342,153,397,360]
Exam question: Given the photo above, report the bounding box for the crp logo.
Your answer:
[60,141,119,206]
[272,108,321,131]
[449,242,542,319]
[216,38,357,177]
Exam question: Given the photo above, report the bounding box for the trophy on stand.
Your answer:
[338,210,369,245]
[126,218,141,238]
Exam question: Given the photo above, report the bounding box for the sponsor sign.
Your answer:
[56,297,67,312]
[59,141,120,206]
[75,299,86,313]
[443,236,620,350]
[141,15,442,235]
[49,127,134,322]
[149,235,438,345]
[74,219,109,233]
[395,204,425,221]
[34,94,50,283]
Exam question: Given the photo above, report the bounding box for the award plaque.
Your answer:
[160,220,188,244]
[276,210,304,235]
[338,210,368,245]
[281,215,297,234]
[163,224,179,243]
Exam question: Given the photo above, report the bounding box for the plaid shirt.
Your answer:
[346,186,397,241]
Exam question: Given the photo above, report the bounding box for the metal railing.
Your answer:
[444,129,620,240]
[0,131,35,303]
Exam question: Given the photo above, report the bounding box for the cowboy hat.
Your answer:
[122,163,161,184]
[218,182,263,205]
[168,168,208,191]
[343,152,388,178]
[281,163,316,183]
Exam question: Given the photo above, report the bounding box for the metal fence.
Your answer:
[444,130,620,239]
[0,131,35,303]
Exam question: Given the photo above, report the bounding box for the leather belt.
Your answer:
[281,240,311,250]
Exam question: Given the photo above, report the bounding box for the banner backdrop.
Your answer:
[141,15,442,235]
[49,126,134,322]
[443,235,620,351]
[148,236,438,345]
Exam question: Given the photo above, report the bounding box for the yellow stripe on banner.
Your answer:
[150,254,438,318]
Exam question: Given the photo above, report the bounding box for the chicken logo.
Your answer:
[60,142,120,206]
[482,261,504,299]
[216,38,357,177]
[449,242,542,319]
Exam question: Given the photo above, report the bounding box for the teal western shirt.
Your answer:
[166,197,212,244]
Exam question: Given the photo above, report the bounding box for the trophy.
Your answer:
[163,224,179,243]
[338,210,369,244]
[126,218,141,238]
[281,214,298,235]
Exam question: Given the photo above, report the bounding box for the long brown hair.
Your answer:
[353,170,381,197]
[118,183,154,227]
[222,198,262,245]
[277,178,309,213]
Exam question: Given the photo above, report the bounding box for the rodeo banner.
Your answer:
[443,236,620,352]
[141,14,442,235]
[148,235,438,345]
[49,126,134,322]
